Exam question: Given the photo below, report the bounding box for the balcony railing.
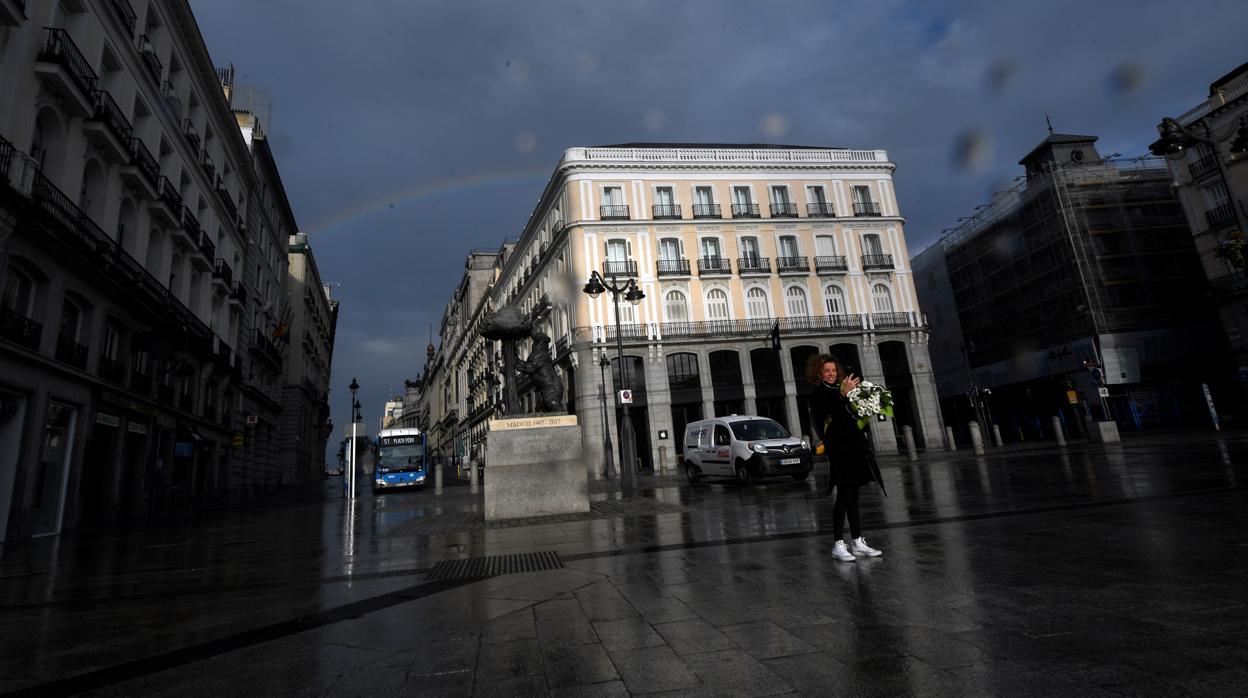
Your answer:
[652,204,681,219]
[1189,153,1218,179]
[251,327,283,368]
[198,233,215,262]
[602,260,637,276]
[692,203,721,219]
[605,324,646,340]
[600,205,630,220]
[656,259,691,276]
[655,315,864,340]
[105,0,136,36]
[776,256,810,273]
[158,176,180,211]
[861,254,894,270]
[0,133,13,182]
[0,307,41,350]
[731,203,760,218]
[229,281,247,304]
[56,334,88,369]
[853,201,882,216]
[129,137,159,187]
[815,255,849,272]
[872,312,912,328]
[138,35,162,82]
[737,257,771,274]
[39,28,98,98]
[1206,202,1235,230]
[90,89,133,146]
[697,257,732,274]
[98,355,125,383]
[806,202,836,217]
[213,258,233,285]
[770,202,798,218]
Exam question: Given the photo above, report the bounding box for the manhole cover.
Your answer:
[427,551,564,581]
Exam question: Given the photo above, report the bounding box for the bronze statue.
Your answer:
[480,295,563,414]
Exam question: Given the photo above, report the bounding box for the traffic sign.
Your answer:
[619,389,633,404]
[1097,387,1109,398]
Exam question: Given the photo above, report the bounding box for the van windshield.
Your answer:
[729,419,789,440]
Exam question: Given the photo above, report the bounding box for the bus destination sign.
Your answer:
[380,435,419,446]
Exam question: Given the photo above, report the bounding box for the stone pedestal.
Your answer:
[484,415,588,521]
[1086,420,1121,444]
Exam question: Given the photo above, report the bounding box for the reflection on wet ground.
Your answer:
[2,431,1246,695]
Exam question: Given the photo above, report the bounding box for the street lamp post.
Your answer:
[1150,115,1248,235]
[598,353,616,479]
[348,377,359,499]
[582,270,645,496]
[960,342,988,431]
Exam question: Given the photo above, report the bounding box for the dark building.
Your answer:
[914,133,1223,440]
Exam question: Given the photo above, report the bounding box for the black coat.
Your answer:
[810,382,886,495]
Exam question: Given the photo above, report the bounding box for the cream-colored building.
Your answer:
[428,144,943,479]
[280,234,337,479]
[1156,64,1248,413]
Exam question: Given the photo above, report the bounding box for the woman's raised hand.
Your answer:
[840,373,860,396]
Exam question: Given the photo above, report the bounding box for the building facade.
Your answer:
[1155,62,1248,420]
[914,134,1219,440]
[0,0,314,543]
[425,144,944,480]
[279,233,337,481]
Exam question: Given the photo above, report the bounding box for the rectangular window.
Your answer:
[655,187,674,207]
[862,234,884,256]
[701,238,721,259]
[852,185,872,206]
[602,186,623,206]
[815,235,836,257]
[740,237,760,262]
[769,186,790,204]
[102,324,120,360]
[695,186,714,206]
[778,236,799,258]
[806,186,827,204]
[732,186,751,205]
[659,238,681,261]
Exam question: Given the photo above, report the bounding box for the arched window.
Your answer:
[59,295,85,342]
[31,107,66,179]
[745,287,769,318]
[80,159,107,222]
[823,284,846,314]
[872,283,894,312]
[706,288,729,321]
[785,286,809,316]
[664,290,688,322]
[2,266,37,317]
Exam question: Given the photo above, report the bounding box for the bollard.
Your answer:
[969,420,985,455]
[992,424,1004,448]
[902,425,918,461]
[1051,416,1066,446]
[469,458,479,489]
[435,458,444,493]
[945,425,957,451]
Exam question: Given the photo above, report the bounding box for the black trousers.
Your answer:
[832,484,861,540]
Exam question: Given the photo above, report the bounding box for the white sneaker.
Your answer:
[832,540,856,562]
[852,537,882,557]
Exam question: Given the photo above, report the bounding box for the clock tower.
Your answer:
[1018,133,1103,181]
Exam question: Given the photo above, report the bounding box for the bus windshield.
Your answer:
[378,443,424,472]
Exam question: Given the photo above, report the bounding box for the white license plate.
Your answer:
[780,457,801,465]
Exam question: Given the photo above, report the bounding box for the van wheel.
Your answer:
[735,461,755,486]
[685,462,701,484]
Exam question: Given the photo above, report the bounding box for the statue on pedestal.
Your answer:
[480,295,563,415]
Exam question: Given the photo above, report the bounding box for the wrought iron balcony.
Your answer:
[872,312,911,328]
[815,255,849,273]
[737,257,771,274]
[36,28,98,116]
[105,0,136,37]
[128,137,160,188]
[652,204,681,219]
[697,257,732,274]
[776,256,810,273]
[605,323,647,340]
[138,34,162,82]
[806,202,836,217]
[86,89,133,163]
[602,260,637,276]
[1206,202,1235,230]
[731,203,760,218]
[853,201,882,216]
[1189,153,1218,179]
[197,233,215,262]
[56,334,88,369]
[861,254,894,270]
[692,203,721,219]
[657,259,691,276]
[213,258,233,285]
[0,307,41,350]
[600,204,630,220]
[769,202,798,218]
[655,314,864,340]
[180,205,201,236]
[98,355,125,383]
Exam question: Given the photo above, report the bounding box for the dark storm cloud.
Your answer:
[188,0,1247,459]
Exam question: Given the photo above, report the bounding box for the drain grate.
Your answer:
[427,551,564,581]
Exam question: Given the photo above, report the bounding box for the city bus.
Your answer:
[373,427,427,493]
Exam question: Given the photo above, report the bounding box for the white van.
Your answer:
[682,415,812,485]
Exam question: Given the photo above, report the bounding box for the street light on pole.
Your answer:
[348,377,359,499]
[598,353,616,480]
[582,269,645,496]
[1150,115,1248,236]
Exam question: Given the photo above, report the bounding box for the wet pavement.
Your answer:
[2,431,1247,696]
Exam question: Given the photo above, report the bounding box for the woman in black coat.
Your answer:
[807,353,885,562]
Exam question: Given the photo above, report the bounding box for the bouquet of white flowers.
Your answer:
[846,380,894,430]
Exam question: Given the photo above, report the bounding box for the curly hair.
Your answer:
[805,353,840,386]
